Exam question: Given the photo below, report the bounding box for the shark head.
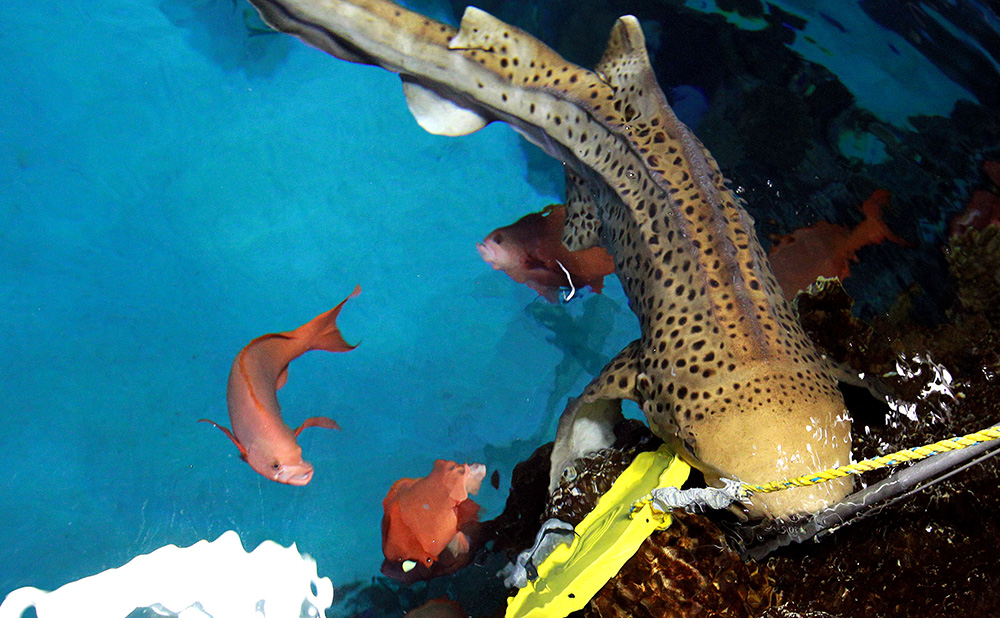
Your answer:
[643,365,853,519]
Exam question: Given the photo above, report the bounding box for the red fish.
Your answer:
[769,190,906,300]
[477,204,615,302]
[199,286,360,485]
[381,460,486,582]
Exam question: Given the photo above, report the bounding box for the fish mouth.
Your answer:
[275,463,314,486]
[476,242,498,265]
[476,242,503,270]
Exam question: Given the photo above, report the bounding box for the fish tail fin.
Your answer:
[297,285,362,353]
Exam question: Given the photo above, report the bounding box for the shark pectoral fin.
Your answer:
[548,340,643,493]
[824,358,894,405]
[579,339,643,404]
[561,168,605,251]
[198,419,248,460]
[401,79,489,136]
[549,397,625,494]
[294,416,342,436]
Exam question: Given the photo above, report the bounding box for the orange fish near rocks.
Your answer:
[381,460,486,582]
[769,190,906,300]
[477,204,615,302]
[199,286,360,486]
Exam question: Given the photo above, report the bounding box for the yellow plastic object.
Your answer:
[505,445,691,618]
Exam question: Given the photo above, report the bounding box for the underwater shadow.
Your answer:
[160,0,293,78]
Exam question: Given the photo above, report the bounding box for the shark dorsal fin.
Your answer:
[594,16,649,88]
[595,17,676,132]
[450,7,553,61]
[449,6,596,99]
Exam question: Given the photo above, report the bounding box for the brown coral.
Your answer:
[584,512,777,618]
[946,223,1000,323]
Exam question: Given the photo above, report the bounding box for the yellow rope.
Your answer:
[741,425,1000,496]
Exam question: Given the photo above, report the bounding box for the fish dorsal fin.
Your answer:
[401,78,490,136]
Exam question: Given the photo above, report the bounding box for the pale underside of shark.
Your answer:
[245,0,855,518]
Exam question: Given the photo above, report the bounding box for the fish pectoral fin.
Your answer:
[445,531,471,557]
[198,419,248,460]
[276,365,289,390]
[548,340,643,493]
[294,416,342,436]
[526,279,562,304]
[401,79,489,136]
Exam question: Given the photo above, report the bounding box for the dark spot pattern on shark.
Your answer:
[243,0,854,518]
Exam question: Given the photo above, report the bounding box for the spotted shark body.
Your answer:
[246,0,852,518]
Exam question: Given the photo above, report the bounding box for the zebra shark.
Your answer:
[245,0,853,518]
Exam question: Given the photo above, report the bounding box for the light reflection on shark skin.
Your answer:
[242,0,854,518]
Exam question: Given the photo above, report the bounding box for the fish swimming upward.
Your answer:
[200,285,360,485]
[245,0,854,518]
[477,203,615,302]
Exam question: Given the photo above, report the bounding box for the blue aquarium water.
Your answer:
[1,0,998,615]
[0,0,642,592]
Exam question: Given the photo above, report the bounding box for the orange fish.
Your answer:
[381,460,486,582]
[477,204,615,302]
[768,190,906,300]
[199,285,360,485]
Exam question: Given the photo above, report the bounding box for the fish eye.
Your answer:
[271,462,281,470]
[494,233,503,244]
